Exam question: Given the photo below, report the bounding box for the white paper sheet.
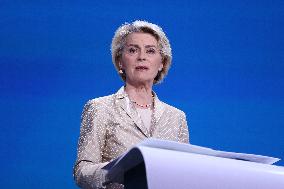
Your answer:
[102,139,284,188]
[103,138,280,173]
[136,138,280,164]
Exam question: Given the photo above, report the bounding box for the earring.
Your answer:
[119,69,123,74]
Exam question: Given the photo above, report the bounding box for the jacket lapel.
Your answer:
[153,94,165,124]
[115,87,150,137]
[150,93,165,136]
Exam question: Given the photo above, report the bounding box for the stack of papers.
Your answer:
[103,138,280,172]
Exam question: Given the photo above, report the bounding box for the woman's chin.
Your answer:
[128,77,154,85]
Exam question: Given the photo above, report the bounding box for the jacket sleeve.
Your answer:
[73,100,109,189]
[178,111,190,144]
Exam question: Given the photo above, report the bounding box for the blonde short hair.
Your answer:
[111,20,172,84]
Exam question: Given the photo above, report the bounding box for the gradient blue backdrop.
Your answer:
[1,1,283,188]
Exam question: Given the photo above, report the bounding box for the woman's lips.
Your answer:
[135,66,149,70]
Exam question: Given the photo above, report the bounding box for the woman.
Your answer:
[73,20,189,189]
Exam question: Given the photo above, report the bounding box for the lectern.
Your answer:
[103,139,284,189]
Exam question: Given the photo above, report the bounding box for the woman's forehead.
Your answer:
[125,32,158,46]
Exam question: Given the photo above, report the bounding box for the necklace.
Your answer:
[131,100,152,108]
[130,95,154,109]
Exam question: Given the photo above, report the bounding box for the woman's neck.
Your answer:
[125,83,153,108]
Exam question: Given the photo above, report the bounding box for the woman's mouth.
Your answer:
[135,66,149,71]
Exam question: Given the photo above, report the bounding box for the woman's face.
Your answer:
[120,32,163,85]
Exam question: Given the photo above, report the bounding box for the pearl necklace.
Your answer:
[131,100,152,108]
[130,95,154,108]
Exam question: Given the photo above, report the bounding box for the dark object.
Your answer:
[124,162,148,189]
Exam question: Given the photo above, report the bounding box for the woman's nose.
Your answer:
[137,50,147,61]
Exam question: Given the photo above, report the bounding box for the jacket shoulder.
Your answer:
[161,101,186,117]
[87,94,114,105]
[82,93,116,113]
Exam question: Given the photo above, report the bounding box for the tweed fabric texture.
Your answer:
[74,87,189,189]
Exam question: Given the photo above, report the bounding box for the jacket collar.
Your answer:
[115,86,165,137]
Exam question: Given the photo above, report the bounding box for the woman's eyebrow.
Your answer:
[126,44,139,48]
[145,45,158,48]
[126,44,157,48]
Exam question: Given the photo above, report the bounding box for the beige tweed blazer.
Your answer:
[74,87,189,189]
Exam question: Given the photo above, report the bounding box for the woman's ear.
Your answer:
[118,60,123,69]
[118,61,124,74]
[159,63,164,71]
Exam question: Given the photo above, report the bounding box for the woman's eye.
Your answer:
[128,48,137,54]
[146,48,156,54]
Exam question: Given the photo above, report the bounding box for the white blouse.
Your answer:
[136,108,152,131]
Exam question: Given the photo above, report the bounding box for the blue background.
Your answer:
[1,1,283,188]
